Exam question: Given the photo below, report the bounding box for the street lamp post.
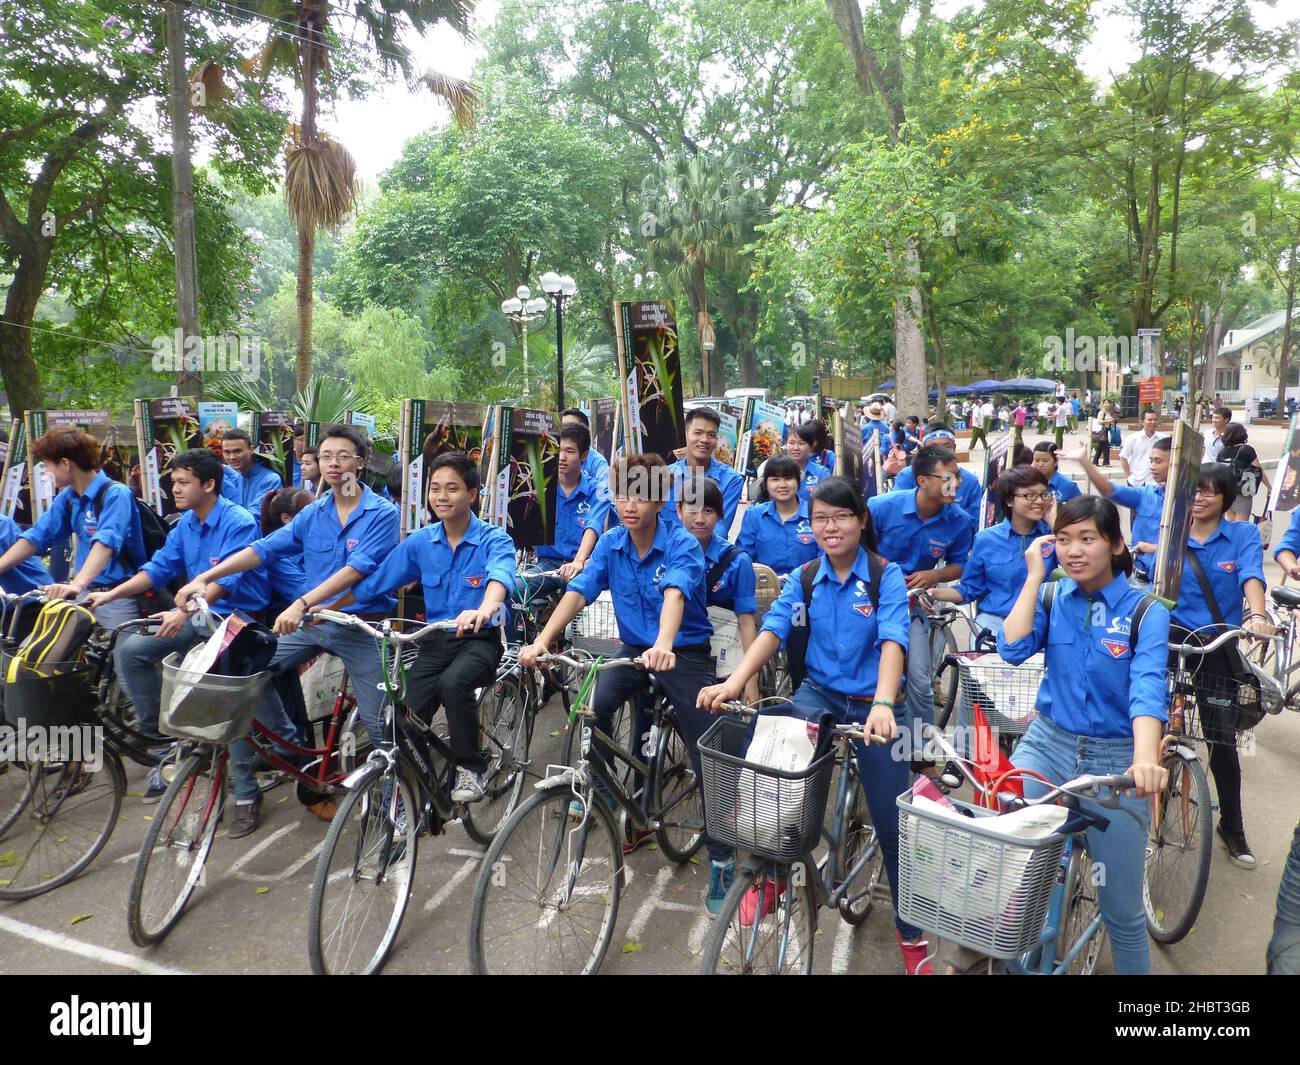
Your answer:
[500,284,549,399]
[540,271,577,411]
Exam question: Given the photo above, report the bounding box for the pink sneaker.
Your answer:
[896,930,934,975]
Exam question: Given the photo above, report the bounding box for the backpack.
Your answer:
[1041,581,1156,650]
[1222,445,1261,502]
[786,552,886,692]
[706,545,741,596]
[133,495,170,564]
[5,599,96,680]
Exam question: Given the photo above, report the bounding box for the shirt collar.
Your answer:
[764,498,809,522]
[704,532,732,562]
[1190,519,1231,548]
[190,495,228,529]
[1063,572,1132,609]
[323,482,378,518]
[813,547,872,586]
[76,469,111,503]
[430,510,486,546]
[616,514,669,557]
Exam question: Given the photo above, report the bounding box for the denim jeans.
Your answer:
[114,616,209,739]
[1011,713,1152,974]
[91,594,141,633]
[1267,820,1300,974]
[903,606,933,756]
[788,680,921,940]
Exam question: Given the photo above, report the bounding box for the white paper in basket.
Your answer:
[164,614,234,719]
[735,716,817,852]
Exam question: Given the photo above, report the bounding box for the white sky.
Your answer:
[318,0,1296,181]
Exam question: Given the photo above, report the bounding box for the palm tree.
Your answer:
[244,1,478,392]
[641,154,761,394]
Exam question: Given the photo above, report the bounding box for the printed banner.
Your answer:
[1153,413,1204,602]
[397,399,487,536]
[486,406,559,549]
[613,300,685,461]
[135,397,199,516]
[198,402,238,452]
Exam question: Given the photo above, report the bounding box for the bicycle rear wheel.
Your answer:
[127,748,224,946]
[1058,845,1107,974]
[699,860,818,975]
[308,761,419,975]
[0,751,124,900]
[836,764,883,926]
[464,675,532,846]
[1143,747,1212,944]
[758,652,793,701]
[0,757,31,839]
[651,719,703,863]
[469,783,623,975]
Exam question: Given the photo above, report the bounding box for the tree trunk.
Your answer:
[293,25,322,396]
[893,239,928,422]
[0,251,48,419]
[1277,245,1297,415]
[166,0,202,399]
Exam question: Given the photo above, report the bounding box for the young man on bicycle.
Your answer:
[86,449,286,808]
[867,444,973,750]
[1063,436,1170,581]
[0,427,146,631]
[561,408,610,487]
[659,406,744,536]
[518,452,731,913]
[889,425,983,529]
[175,424,399,837]
[534,423,610,581]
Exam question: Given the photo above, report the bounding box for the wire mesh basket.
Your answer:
[159,652,275,745]
[567,591,621,656]
[1166,667,1265,748]
[896,788,1067,960]
[0,652,94,730]
[697,715,836,862]
[956,653,1043,737]
[752,564,783,622]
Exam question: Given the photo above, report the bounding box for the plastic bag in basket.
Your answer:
[164,613,276,720]
[734,716,816,852]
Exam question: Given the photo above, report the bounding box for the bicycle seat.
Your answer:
[1271,587,1300,609]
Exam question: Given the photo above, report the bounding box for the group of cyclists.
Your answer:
[2,396,1299,976]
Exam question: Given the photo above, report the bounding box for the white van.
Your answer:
[723,387,769,403]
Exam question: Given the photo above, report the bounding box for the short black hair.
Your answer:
[561,407,589,427]
[994,465,1048,508]
[912,444,957,479]
[678,474,724,515]
[172,447,224,492]
[429,450,480,494]
[559,422,591,455]
[1198,462,1238,510]
[320,423,368,461]
[222,428,253,446]
[1152,436,1172,453]
[1214,406,1232,421]
[1142,407,1158,418]
[1221,422,1248,448]
[685,406,721,431]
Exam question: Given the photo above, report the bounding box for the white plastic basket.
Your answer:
[956,652,1043,737]
[567,591,621,654]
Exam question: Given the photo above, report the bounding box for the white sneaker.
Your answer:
[451,767,487,804]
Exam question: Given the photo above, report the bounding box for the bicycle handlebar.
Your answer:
[534,652,645,673]
[308,608,460,644]
[714,700,888,744]
[1170,625,1281,656]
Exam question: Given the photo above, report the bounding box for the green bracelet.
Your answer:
[871,699,894,710]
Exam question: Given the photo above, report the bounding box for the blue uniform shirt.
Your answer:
[1172,518,1265,631]
[761,548,909,698]
[703,534,757,614]
[860,420,890,448]
[536,472,612,563]
[21,470,145,589]
[0,514,49,593]
[568,517,712,648]
[353,511,517,628]
[956,518,1055,619]
[998,573,1170,738]
[141,496,270,615]
[1274,509,1300,563]
[816,449,835,474]
[867,489,973,575]
[736,499,819,576]
[266,553,306,611]
[1111,482,1165,574]
[582,449,610,490]
[1047,471,1081,505]
[892,464,983,528]
[221,461,282,513]
[796,459,830,501]
[251,484,399,616]
[661,457,745,534]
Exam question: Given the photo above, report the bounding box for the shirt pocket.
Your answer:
[305,530,339,563]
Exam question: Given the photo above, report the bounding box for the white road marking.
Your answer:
[627,866,676,940]
[832,915,855,974]
[226,824,298,881]
[423,857,479,913]
[0,914,193,976]
[687,913,711,955]
[275,842,324,881]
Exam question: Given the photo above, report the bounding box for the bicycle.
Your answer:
[0,591,173,901]
[125,601,370,947]
[305,608,533,974]
[467,652,706,975]
[696,701,888,975]
[897,723,1134,976]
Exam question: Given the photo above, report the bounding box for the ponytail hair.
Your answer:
[261,486,314,536]
[1052,495,1132,577]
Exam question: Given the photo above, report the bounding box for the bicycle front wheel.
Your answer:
[469,783,623,975]
[651,719,703,863]
[699,860,818,975]
[0,751,124,900]
[1058,845,1107,974]
[308,761,419,975]
[127,748,224,946]
[836,765,883,926]
[1143,747,1212,944]
[463,675,532,846]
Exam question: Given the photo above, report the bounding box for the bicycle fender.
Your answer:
[533,768,579,791]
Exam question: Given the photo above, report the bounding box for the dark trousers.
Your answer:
[403,630,504,774]
[1169,631,1245,833]
[969,426,988,450]
[591,643,730,862]
[1092,438,1110,466]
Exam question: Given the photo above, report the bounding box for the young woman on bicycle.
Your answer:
[699,477,929,974]
[998,495,1170,975]
[1167,462,1271,868]
[737,455,818,576]
[927,465,1055,645]
[784,423,831,500]
[1030,442,1081,505]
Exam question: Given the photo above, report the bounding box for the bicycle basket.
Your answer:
[895,788,1067,960]
[1167,667,1263,748]
[567,591,621,655]
[956,653,1043,737]
[697,715,836,862]
[158,652,274,745]
[0,651,94,730]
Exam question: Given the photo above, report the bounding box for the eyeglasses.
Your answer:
[810,512,857,528]
[1014,491,1053,503]
[318,452,359,464]
[1194,487,1220,498]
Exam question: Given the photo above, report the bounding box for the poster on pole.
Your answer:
[981,434,1013,529]
[1269,411,1300,515]
[579,398,618,465]
[396,399,487,536]
[0,420,27,523]
[198,402,238,453]
[737,400,786,478]
[250,411,295,486]
[1152,413,1204,603]
[613,299,685,462]
[134,398,199,516]
[484,406,559,549]
[715,410,739,469]
[833,403,861,493]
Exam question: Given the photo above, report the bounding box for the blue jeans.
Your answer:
[1267,820,1300,974]
[788,680,921,940]
[903,606,933,754]
[1011,713,1151,974]
[91,594,141,633]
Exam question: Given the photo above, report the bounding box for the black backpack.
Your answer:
[706,545,741,603]
[786,552,886,691]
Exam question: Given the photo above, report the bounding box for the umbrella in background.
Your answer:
[967,379,1003,392]
[998,377,1057,392]
[931,384,975,397]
